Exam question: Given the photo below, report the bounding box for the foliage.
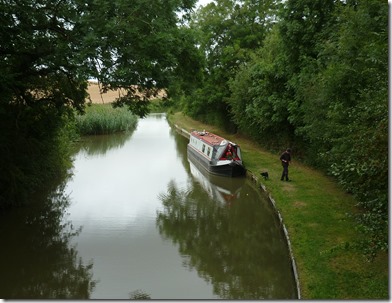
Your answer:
[0,183,96,298]
[168,111,388,299]
[179,0,388,258]
[76,0,200,116]
[0,0,86,208]
[75,104,138,135]
[166,26,205,99]
[183,0,280,128]
[227,26,296,150]
[301,0,388,258]
[0,0,199,208]
[0,102,76,209]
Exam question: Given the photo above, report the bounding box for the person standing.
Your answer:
[280,148,291,181]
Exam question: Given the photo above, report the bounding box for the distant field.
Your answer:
[86,82,128,104]
[86,82,166,104]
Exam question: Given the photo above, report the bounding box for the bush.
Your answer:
[0,103,76,210]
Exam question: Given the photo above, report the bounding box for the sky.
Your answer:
[196,0,213,8]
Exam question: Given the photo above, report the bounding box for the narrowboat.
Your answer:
[187,130,246,177]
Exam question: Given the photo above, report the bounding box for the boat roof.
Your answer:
[190,130,232,146]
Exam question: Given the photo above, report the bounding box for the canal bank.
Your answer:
[167,112,388,299]
[172,123,301,299]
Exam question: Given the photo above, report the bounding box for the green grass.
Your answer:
[75,104,138,135]
[168,112,388,299]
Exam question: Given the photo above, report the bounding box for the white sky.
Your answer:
[196,0,214,8]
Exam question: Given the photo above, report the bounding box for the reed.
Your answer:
[75,104,138,135]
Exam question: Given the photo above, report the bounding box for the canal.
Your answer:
[0,113,297,299]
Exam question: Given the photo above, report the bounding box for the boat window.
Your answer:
[216,146,226,159]
[207,147,211,157]
[202,144,205,153]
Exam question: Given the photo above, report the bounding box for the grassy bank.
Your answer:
[167,112,388,299]
[75,104,138,135]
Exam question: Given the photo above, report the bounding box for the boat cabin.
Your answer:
[187,130,245,177]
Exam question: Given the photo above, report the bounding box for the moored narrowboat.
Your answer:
[187,130,246,177]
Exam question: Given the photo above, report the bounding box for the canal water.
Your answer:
[0,113,297,299]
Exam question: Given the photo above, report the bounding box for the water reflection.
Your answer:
[64,114,213,299]
[77,130,136,156]
[0,183,96,299]
[0,114,296,299]
[129,289,151,299]
[189,159,245,205]
[157,157,297,299]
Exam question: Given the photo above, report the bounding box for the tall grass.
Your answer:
[75,104,138,135]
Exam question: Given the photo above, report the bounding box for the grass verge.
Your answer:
[75,104,138,135]
[168,112,388,299]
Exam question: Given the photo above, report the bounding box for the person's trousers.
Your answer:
[281,165,289,181]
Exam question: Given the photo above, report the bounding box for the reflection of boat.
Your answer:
[187,130,246,177]
[188,157,245,205]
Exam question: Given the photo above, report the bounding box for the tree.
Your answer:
[0,0,199,114]
[226,0,388,257]
[184,0,279,128]
[76,0,200,116]
[227,26,295,149]
[0,0,198,208]
[314,0,388,257]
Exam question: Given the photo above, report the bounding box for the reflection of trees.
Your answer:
[129,289,151,299]
[157,180,297,299]
[77,127,136,156]
[169,127,190,170]
[150,113,166,120]
[0,183,96,299]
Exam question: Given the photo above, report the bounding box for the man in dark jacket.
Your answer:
[280,148,291,181]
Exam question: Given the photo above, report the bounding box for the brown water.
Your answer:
[0,113,297,299]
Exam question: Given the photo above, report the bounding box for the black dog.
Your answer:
[260,171,269,180]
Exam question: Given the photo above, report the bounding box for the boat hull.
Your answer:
[187,145,246,177]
